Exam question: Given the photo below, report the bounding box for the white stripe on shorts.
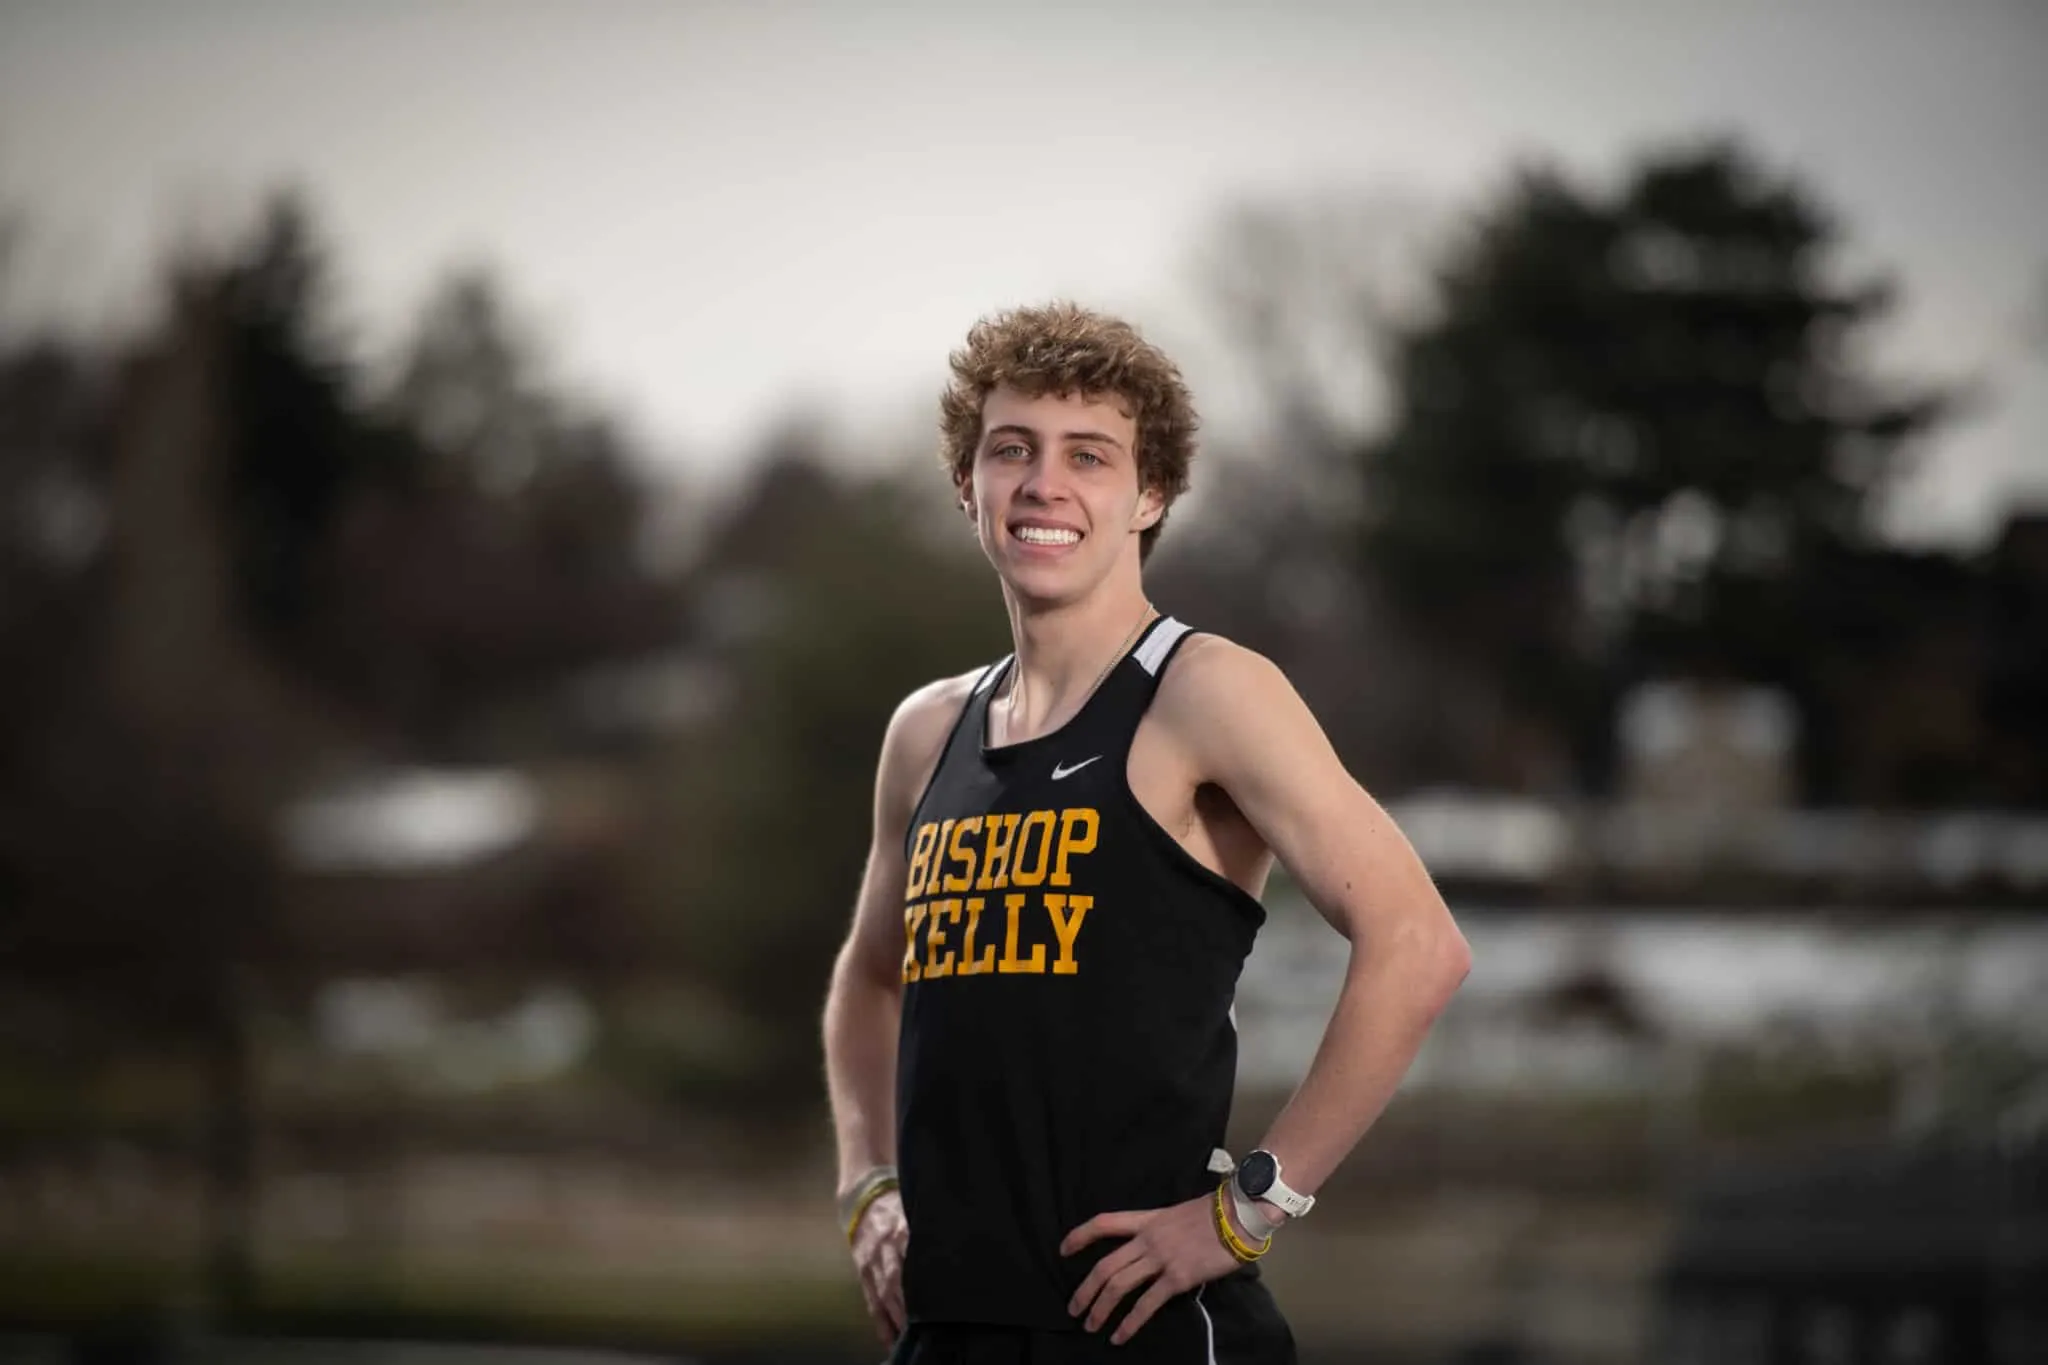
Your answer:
[1195,1284,1219,1364]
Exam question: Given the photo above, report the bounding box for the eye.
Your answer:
[1072,449,1105,467]
[993,442,1030,460]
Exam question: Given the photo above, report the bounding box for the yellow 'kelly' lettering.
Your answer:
[1051,808,1098,887]
[925,898,960,978]
[957,896,995,975]
[1043,893,1092,974]
[901,902,927,983]
[997,892,1046,974]
[905,824,939,899]
[942,817,983,893]
[1009,810,1057,887]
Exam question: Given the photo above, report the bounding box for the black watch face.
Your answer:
[1237,1151,1278,1198]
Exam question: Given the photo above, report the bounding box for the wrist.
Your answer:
[1228,1186,1282,1242]
[835,1161,895,1200]
[1232,1148,1315,1221]
[1253,1197,1292,1230]
[1212,1179,1272,1263]
[836,1164,899,1242]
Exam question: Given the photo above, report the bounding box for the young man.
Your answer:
[822,303,1470,1364]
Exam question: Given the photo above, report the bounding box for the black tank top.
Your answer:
[895,616,1268,1330]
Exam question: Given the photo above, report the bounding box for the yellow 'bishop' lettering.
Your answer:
[942,817,983,892]
[1009,811,1057,887]
[976,813,1021,891]
[1051,808,1098,887]
[905,824,939,899]
[931,819,957,893]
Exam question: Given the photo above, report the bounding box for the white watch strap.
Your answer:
[1263,1176,1315,1219]
[1245,1153,1316,1219]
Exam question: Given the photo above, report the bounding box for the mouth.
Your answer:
[1009,522,1083,549]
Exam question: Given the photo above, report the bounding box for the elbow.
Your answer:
[1433,922,1472,1010]
[1405,911,1471,1021]
[1347,905,1471,1018]
[831,937,905,1003]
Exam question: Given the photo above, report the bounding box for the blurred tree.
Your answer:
[1345,140,1949,793]
[2031,262,2048,355]
[215,193,365,651]
[0,191,689,1316]
[388,268,552,492]
[1980,513,2048,806]
[1195,190,1439,494]
[621,442,1007,1123]
[0,268,298,1320]
[1162,197,1456,791]
[307,265,682,749]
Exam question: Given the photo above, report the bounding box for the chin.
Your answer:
[1000,565,1099,610]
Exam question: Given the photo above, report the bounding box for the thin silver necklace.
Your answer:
[997,603,1155,748]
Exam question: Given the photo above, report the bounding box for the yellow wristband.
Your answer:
[843,1176,899,1244]
[1213,1179,1271,1262]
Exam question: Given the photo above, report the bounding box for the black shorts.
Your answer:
[889,1270,1295,1365]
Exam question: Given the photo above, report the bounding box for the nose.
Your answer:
[1018,455,1069,504]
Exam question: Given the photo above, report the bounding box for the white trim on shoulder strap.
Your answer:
[1134,617,1192,676]
[972,657,1012,695]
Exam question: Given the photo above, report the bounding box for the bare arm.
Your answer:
[822,674,968,1186]
[1165,637,1471,1214]
[821,776,913,1188]
[821,673,972,1342]
[1061,640,1470,1343]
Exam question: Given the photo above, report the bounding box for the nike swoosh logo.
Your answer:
[1051,756,1102,780]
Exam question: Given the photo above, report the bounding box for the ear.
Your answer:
[1132,484,1165,532]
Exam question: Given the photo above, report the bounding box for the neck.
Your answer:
[997,577,1154,737]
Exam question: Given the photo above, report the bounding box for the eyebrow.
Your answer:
[985,424,1127,450]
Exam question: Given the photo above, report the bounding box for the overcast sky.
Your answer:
[3,0,2043,546]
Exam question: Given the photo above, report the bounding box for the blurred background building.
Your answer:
[1,3,2044,1363]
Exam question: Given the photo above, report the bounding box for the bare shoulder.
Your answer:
[1151,632,1298,726]
[1151,632,1338,793]
[888,668,981,755]
[877,667,984,811]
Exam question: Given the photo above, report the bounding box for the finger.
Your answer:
[1110,1275,1182,1346]
[884,1287,906,1339]
[1067,1238,1146,1317]
[864,1268,897,1342]
[860,1278,891,1345]
[883,1258,907,1337]
[1084,1257,1161,1333]
[1060,1209,1143,1256]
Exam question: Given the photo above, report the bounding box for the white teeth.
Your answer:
[1015,526,1080,545]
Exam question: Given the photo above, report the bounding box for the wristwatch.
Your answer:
[1234,1149,1314,1219]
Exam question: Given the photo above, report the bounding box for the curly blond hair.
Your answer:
[939,302,1199,560]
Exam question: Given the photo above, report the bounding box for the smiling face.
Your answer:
[962,384,1164,608]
